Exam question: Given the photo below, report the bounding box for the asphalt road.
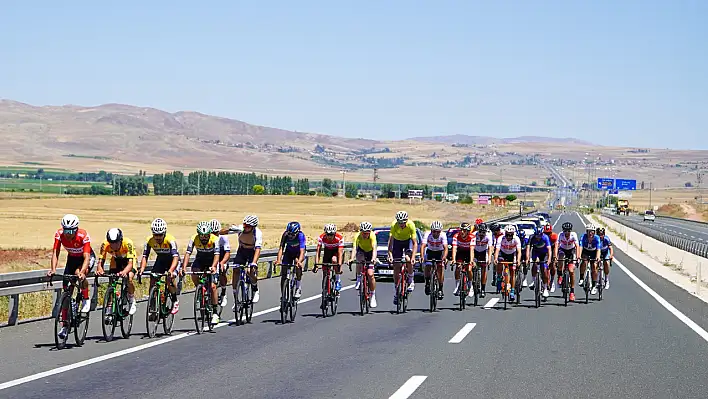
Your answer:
[2,212,708,398]
[625,214,708,242]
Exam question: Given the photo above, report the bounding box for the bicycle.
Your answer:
[189,270,218,334]
[557,256,575,306]
[527,260,543,308]
[392,257,409,314]
[100,273,133,342]
[350,259,373,316]
[232,264,255,326]
[278,263,299,324]
[597,258,611,301]
[51,274,90,350]
[471,259,485,307]
[497,261,515,310]
[456,261,470,311]
[514,260,524,305]
[580,257,598,304]
[143,272,176,338]
[314,262,339,318]
[426,259,444,313]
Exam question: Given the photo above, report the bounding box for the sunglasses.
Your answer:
[63,229,77,235]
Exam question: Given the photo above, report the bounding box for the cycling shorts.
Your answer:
[151,255,177,275]
[108,257,137,274]
[391,238,412,260]
[355,250,374,269]
[282,251,301,267]
[559,248,576,262]
[63,251,96,275]
[530,250,549,263]
[233,248,257,268]
[581,249,599,261]
[498,252,516,267]
[323,248,340,265]
[191,255,215,271]
[473,250,488,263]
[601,249,611,260]
[455,250,471,264]
[425,250,443,262]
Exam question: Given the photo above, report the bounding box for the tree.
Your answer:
[446,181,457,193]
[321,178,335,195]
[530,181,538,187]
[252,184,265,195]
[505,194,517,202]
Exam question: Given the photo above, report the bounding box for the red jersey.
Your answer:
[452,232,474,249]
[53,228,92,257]
[318,233,344,250]
[545,232,558,245]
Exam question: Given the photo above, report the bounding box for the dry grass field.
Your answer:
[0,195,531,273]
[625,188,707,221]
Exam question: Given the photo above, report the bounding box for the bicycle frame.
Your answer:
[391,257,408,314]
[497,261,515,310]
[277,263,299,324]
[232,264,254,325]
[314,262,339,318]
[456,261,471,310]
[51,274,90,350]
[188,270,217,334]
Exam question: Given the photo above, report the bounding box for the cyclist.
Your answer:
[228,215,263,305]
[579,223,602,295]
[494,225,521,301]
[387,211,419,305]
[48,214,96,339]
[314,224,344,291]
[518,229,530,287]
[183,221,220,325]
[526,227,552,298]
[489,223,504,285]
[209,219,231,308]
[472,222,493,298]
[276,221,306,299]
[542,224,559,292]
[472,218,483,233]
[597,227,613,289]
[451,222,473,297]
[554,221,579,302]
[96,228,138,315]
[352,221,377,308]
[139,218,180,315]
[420,220,447,300]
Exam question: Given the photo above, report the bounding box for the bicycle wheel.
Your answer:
[321,275,328,318]
[194,284,205,334]
[563,270,569,306]
[120,285,133,339]
[54,293,71,350]
[396,280,403,314]
[534,272,541,308]
[146,286,160,338]
[330,277,338,316]
[102,286,117,342]
[515,268,522,305]
[289,280,298,322]
[428,274,436,313]
[598,270,604,301]
[234,281,244,326]
[245,283,254,324]
[359,278,366,316]
[459,274,467,311]
[74,293,89,347]
[163,292,175,335]
[280,279,289,324]
[584,269,590,304]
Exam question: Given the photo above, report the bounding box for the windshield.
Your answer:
[374,230,389,245]
[516,223,536,231]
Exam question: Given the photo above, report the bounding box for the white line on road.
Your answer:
[448,323,477,343]
[389,376,428,399]
[0,284,355,391]
[483,298,499,309]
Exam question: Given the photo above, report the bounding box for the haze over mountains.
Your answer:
[409,134,592,146]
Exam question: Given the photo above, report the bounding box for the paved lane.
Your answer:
[626,214,708,242]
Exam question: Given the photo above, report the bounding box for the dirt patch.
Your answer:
[0,248,50,272]
[340,222,359,232]
[657,204,687,218]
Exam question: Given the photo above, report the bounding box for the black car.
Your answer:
[373,226,425,281]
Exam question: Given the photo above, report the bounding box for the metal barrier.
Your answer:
[656,215,708,226]
[603,214,708,259]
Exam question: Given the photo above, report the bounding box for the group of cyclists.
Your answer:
[47,209,614,339]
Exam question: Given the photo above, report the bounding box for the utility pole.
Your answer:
[649,181,653,209]
[340,170,347,197]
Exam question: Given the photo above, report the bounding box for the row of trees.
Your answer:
[151,170,311,196]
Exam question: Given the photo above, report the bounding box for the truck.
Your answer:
[616,199,629,215]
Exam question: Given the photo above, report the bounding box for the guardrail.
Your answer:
[603,214,708,259]
[657,215,708,226]
[0,209,539,327]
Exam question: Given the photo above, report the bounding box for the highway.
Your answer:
[625,214,708,242]
[1,212,708,398]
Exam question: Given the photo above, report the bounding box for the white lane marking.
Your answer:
[389,375,428,399]
[0,284,355,391]
[483,298,499,309]
[448,323,477,343]
[613,258,708,343]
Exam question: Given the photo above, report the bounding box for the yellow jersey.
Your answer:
[353,231,378,252]
[390,220,416,241]
[143,233,179,258]
[99,238,137,260]
[186,234,219,258]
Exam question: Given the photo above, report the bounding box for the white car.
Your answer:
[515,222,537,237]
[643,210,656,222]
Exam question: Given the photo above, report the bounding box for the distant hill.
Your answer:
[409,134,592,146]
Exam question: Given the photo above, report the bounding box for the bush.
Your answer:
[413,220,427,231]
[252,184,265,195]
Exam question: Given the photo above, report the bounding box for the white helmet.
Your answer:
[324,223,337,234]
[430,220,443,231]
[585,223,596,231]
[360,221,373,232]
[395,211,408,222]
[151,218,167,234]
[106,227,123,243]
[504,225,516,234]
[243,215,259,227]
[61,214,79,229]
[209,219,221,233]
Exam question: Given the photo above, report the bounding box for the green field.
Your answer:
[0,178,106,193]
[0,166,74,176]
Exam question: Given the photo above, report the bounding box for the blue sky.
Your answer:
[2,0,707,149]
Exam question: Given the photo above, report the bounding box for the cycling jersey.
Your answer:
[580,234,601,250]
[99,238,137,261]
[318,233,344,250]
[53,228,92,257]
[142,233,179,259]
[390,220,416,241]
[280,231,306,254]
[558,232,579,250]
[217,235,231,259]
[520,237,529,250]
[238,227,263,250]
[473,231,492,252]
[545,232,558,246]
[353,231,377,252]
[452,231,473,249]
[496,235,521,255]
[528,234,552,250]
[599,236,612,251]
[186,234,219,258]
[423,231,447,252]
[492,232,504,249]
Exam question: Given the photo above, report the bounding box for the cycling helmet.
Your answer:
[196,221,211,235]
[585,223,596,231]
[596,227,606,235]
[243,215,259,227]
[324,223,337,234]
[360,221,373,231]
[460,222,472,231]
[475,218,483,225]
[61,214,80,229]
[490,223,501,232]
[543,224,552,233]
[504,225,516,234]
[477,223,488,232]
[395,211,408,222]
[106,228,123,243]
[562,222,573,231]
[286,221,301,234]
[151,218,167,234]
[430,220,443,231]
[518,230,526,239]
[209,219,221,233]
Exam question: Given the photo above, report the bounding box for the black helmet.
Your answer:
[460,222,472,231]
[562,222,573,231]
[596,227,605,235]
[490,223,500,232]
[477,223,488,232]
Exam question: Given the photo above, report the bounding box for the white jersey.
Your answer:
[558,232,579,251]
[495,235,521,255]
[473,232,492,252]
[217,235,231,253]
[423,231,447,252]
[238,227,263,250]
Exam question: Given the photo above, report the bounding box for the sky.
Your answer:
[2,0,707,149]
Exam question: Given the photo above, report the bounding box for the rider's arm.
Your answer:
[251,228,263,265]
[451,244,457,263]
[609,242,614,259]
[168,239,179,274]
[297,233,306,265]
[80,250,91,277]
[276,233,285,264]
[50,235,61,275]
[337,244,344,266]
[140,241,150,274]
[315,241,322,265]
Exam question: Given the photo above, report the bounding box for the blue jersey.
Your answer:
[280,231,306,254]
[529,234,551,251]
[599,236,612,251]
[519,236,529,250]
[580,234,601,250]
